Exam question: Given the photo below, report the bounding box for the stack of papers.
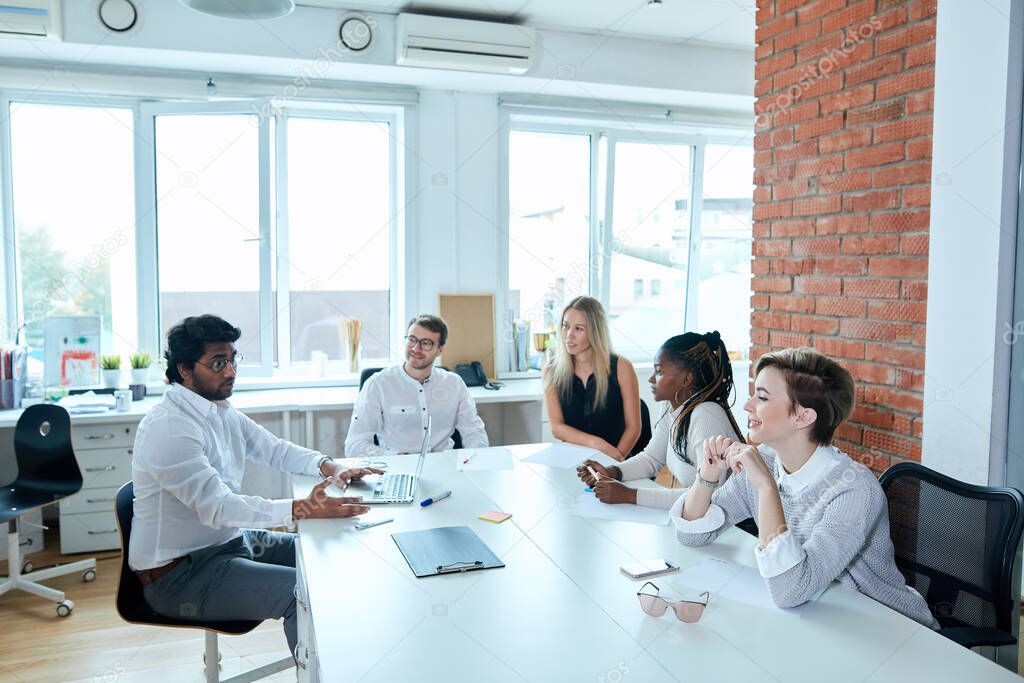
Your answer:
[58,391,114,414]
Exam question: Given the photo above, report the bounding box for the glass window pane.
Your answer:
[286,117,391,364]
[608,141,692,359]
[9,102,137,373]
[699,143,753,359]
[508,131,590,336]
[155,114,262,363]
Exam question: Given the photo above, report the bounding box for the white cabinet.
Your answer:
[295,537,320,682]
[61,421,135,554]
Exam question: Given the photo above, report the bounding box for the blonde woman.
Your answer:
[543,296,641,462]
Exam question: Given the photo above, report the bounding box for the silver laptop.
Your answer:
[362,418,430,504]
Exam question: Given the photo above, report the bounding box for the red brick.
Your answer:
[816,214,870,235]
[772,62,822,92]
[774,140,819,164]
[903,185,931,207]
[752,259,771,275]
[843,190,900,212]
[863,430,921,461]
[775,21,823,52]
[817,297,867,317]
[791,314,840,335]
[752,311,791,329]
[873,162,932,188]
[844,444,891,474]
[753,221,772,238]
[893,413,912,435]
[870,301,928,323]
[906,90,934,115]
[797,0,846,24]
[800,73,844,99]
[755,79,773,97]
[877,67,935,100]
[794,195,842,216]
[771,257,818,275]
[757,13,797,43]
[819,170,873,194]
[846,360,895,385]
[755,162,797,183]
[771,219,816,237]
[876,18,936,56]
[753,202,794,220]
[752,276,793,293]
[848,101,905,126]
[815,338,866,359]
[821,0,875,34]
[821,85,875,113]
[845,143,905,169]
[853,405,896,431]
[905,41,935,69]
[872,210,930,232]
[815,258,868,275]
[912,418,923,438]
[819,129,873,154]
[772,128,795,146]
[756,0,774,24]
[753,238,793,257]
[754,149,774,168]
[770,330,811,348]
[901,281,928,300]
[754,186,772,204]
[909,0,938,21]
[795,156,843,178]
[756,41,775,60]
[906,138,932,160]
[835,423,864,444]
[773,178,811,200]
[777,0,806,14]
[793,237,840,256]
[895,368,925,391]
[756,51,798,80]
[900,233,929,255]
[875,6,908,32]
[846,54,903,86]
[843,278,901,298]
[795,113,845,141]
[842,235,901,255]
[795,32,845,65]
[841,319,905,342]
[794,276,842,295]
[868,257,929,278]
[874,116,934,143]
[862,386,923,413]
[751,294,770,309]
[771,295,817,313]
[752,328,770,345]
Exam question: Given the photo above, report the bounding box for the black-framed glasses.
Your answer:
[405,335,437,351]
[195,354,243,374]
[637,582,709,622]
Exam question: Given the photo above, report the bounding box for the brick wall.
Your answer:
[751,0,936,473]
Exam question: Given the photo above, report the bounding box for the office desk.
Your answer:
[293,444,1019,683]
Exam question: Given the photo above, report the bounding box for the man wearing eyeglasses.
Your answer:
[344,314,489,456]
[130,314,379,662]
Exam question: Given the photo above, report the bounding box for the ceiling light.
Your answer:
[178,0,295,20]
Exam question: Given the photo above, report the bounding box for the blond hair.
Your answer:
[544,296,614,411]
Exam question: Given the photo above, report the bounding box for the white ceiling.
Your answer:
[299,0,755,48]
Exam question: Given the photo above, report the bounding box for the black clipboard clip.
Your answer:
[436,560,484,574]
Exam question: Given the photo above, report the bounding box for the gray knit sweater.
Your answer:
[670,444,939,629]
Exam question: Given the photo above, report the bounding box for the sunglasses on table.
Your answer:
[636,582,710,623]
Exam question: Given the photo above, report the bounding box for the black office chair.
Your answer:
[358,366,462,449]
[115,482,292,682]
[879,462,1024,668]
[0,404,96,617]
[628,402,653,457]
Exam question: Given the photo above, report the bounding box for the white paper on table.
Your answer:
[456,447,515,471]
[678,556,827,612]
[523,443,599,469]
[571,493,669,525]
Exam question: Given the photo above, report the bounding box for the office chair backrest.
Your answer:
[629,401,653,457]
[14,403,82,497]
[359,367,383,390]
[879,462,1024,635]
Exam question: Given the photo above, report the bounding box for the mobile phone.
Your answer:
[620,559,679,580]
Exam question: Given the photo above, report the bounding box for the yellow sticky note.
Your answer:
[478,510,512,524]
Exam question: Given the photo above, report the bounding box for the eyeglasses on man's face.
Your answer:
[636,582,709,623]
[405,334,438,351]
[195,354,243,374]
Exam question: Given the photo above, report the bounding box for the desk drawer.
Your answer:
[60,486,120,515]
[72,423,135,450]
[60,510,121,554]
[77,448,132,489]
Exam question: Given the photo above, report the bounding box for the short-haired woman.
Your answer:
[544,296,641,461]
[577,331,743,508]
[673,347,938,627]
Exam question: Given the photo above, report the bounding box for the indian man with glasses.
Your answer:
[130,314,381,662]
[344,314,489,456]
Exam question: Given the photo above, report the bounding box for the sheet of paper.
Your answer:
[677,556,827,612]
[523,443,599,469]
[571,494,668,526]
[457,447,515,471]
[478,511,513,524]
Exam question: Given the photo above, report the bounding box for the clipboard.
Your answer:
[391,525,505,578]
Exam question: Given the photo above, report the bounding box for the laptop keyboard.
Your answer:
[377,474,412,500]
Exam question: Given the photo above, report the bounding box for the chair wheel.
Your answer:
[21,561,32,574]
[82,569,96,582]
[202,652,223,665]
[56,600,73,617]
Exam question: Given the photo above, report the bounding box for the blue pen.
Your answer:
[421,490,452,507]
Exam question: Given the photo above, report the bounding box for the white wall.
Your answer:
[923,0,1022,484]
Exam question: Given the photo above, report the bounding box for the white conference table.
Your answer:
[293,444,1019,683]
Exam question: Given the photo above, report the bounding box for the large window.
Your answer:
[507,125,753,366]
[8,101,137,370]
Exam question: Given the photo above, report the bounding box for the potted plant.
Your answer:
[101,355,122,388]
[130,352,152,385]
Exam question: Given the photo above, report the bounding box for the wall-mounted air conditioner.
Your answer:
[0,0,60,39]
[396,13,535,75]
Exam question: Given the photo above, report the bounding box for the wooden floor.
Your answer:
[0,528,295,683]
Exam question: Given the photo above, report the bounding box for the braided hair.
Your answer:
[658,331,745,465]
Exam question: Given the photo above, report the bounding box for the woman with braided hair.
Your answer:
[577,331,743,508]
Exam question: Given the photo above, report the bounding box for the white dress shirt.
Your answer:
[344,364,489,456]
[129,383,325,571]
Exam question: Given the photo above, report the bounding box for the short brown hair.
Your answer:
[407,314,448,347]
[754,347,855,445]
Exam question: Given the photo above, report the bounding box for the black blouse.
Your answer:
[559,354,631,453]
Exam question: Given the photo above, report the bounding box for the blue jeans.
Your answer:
[142,529,298,658]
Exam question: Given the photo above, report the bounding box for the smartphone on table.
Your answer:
[620,559,679,580]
